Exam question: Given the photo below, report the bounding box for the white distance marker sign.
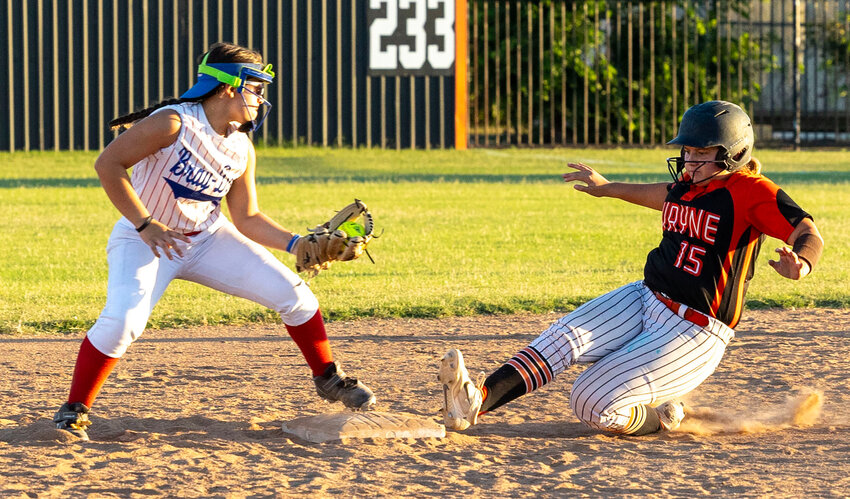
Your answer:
[368,0,455,75]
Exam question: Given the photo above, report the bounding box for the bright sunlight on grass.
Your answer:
[1,147,848,333]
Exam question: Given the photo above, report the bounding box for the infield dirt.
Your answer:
[1,309,848,497]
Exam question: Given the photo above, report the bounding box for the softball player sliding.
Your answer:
[54,42,375,441]
[441,101,824,435]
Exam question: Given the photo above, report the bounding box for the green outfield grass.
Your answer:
[1,147,848,334]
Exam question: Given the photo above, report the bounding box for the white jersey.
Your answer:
[129,102,252,233]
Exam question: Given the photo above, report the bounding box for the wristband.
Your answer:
[792,232,823,270]
[135,215,153,233]
[286,234,301,254]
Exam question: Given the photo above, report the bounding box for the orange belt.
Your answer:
[653,292,710,328]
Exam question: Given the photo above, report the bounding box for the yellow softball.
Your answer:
[339,221,366,237]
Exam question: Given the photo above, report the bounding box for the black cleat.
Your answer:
[313,361,376,411]
[53,402,92,441]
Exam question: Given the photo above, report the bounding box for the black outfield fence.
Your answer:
[1,0,457,151]
[2,0,849,152]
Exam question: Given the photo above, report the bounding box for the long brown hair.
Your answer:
[108,42,264,130]
[744,157,762,175]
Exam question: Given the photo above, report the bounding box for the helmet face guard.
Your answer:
[237,85,272,133]
[666,100,754,183]
[666,148,731,185]
[182,53,276,132]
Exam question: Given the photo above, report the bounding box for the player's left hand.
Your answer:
[768,246,810,280]
[290,199,375,277]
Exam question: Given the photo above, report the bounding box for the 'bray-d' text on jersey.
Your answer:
[129,102,252,233]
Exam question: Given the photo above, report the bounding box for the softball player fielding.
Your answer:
[440,101,824,436]
[54,42,375,441]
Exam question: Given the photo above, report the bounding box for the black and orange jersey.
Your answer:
[643,170,811,328]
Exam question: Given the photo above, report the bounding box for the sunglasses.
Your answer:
[242,84,266,100]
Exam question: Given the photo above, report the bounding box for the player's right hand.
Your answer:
[768,246,810,280]
[138,219,192,260]
[562,162,610,197]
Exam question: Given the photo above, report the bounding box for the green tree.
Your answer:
[469,0,775,145]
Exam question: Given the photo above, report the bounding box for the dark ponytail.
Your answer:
[108,42,264,130]
[108,97,204,130]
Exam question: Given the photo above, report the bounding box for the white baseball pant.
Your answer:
[530,281,734,432]
[87,218,319,357]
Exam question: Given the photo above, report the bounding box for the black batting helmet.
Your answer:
[668,100,754,171]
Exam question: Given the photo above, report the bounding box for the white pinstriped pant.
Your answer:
[87,218,319,358]
[530,281,734,432]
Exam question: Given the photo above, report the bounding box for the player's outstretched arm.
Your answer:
[562,162,668,210]
[769,218,824,280]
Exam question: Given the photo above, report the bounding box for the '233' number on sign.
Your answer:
[368,0,455,75]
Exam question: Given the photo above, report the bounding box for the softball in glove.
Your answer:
[290,199,376,276]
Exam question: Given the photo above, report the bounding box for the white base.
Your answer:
[281,411,446,443]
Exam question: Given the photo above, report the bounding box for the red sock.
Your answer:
[285,310,334,376]
[67,336,121,408]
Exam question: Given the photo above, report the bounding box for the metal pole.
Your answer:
[6,0,14,150]
[292,0,298,145]
[351,0,358,147]
[22,0,29,150]
[322,0,328,147]
[793,0,801,150]
[336,0,342,146]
